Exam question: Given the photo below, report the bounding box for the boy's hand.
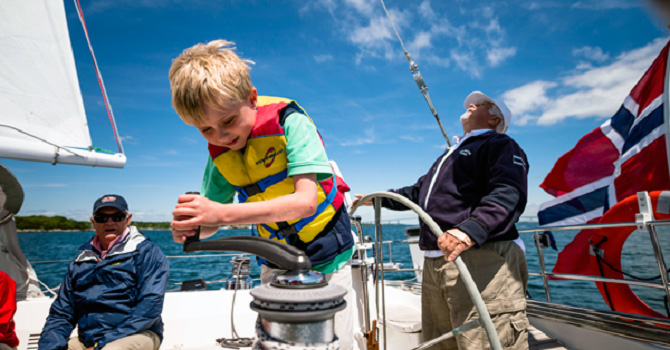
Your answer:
[352,194,373,207]
[171,194,220,243]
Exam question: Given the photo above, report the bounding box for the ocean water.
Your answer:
[17,222,670,316]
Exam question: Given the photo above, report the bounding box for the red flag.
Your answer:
[538,40,670,277]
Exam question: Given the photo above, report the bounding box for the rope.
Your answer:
[379,0,451,146]
[590,237,670,317]
[589,236,670,281]
[73,0,124,154]
[590,237,615,311]
[38,281,59,298]
[216,258,254,348]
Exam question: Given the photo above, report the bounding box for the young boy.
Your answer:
[168,40,355,349]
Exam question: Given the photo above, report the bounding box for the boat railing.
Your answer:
[29,252,263,294]
[519,216,670,325]
[351,191,504,350]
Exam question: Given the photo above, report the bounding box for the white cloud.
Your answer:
[502,37,667,126]
[344,0,376,16]
[299,0,337,16]
[348,14,399,63]
[418,0,436,20]
[400,135,424,142]
[571,0,639,10]
[450,50,479,77]
[514,114,538,126]
[181,136,200,144]
[341,127,376,146]
[487,47,517,67]
[484,18,502,37]
[119,134,137,145]
[524,0,639,10]
[308,0,516,76]
[314,54,334,63]
[573,46,609,62]
[86,0,227,14]
[408,31,432,52]
[503,80,558,116]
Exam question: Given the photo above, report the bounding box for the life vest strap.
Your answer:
[236,169,288,203]
[262,175,338,240]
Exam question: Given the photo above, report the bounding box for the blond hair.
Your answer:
[169,40,255,125]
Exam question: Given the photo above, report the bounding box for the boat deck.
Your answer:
[529,325,567,350]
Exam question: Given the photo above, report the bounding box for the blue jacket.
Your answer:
[382,131,529,249]
[38,227,169,350]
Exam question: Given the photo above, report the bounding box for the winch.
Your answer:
[251,269,346,345]
[184,233,345,348]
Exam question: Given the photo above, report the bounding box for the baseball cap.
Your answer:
[463,91,512,133]
[93,194,128,214]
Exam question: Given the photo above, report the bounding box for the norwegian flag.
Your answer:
[538,40,670,276]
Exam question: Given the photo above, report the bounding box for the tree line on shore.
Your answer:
[15,215,171,231]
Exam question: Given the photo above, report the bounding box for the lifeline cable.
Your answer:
[73,0,124,155]
[379,0,451,147]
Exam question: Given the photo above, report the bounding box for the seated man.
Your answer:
[0,271,19,350]
[39,195,169,350]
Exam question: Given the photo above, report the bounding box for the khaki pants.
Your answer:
[261,264,356,350]
[67,330,160,350]
[421,240,529,350]
[0,343,17,350]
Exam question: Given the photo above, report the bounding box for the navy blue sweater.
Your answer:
[382,131,529,250]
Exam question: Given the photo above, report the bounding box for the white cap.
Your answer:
[463,91,512,133]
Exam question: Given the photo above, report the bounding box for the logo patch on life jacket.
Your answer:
[256,147,284,168]
[459,149,471,156]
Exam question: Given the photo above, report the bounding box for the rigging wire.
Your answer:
[0,124,84,160]
[379,0,451,147]
[73,0,125,155]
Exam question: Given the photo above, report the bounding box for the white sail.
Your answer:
[0,0,125,168]
[0,163,43,300]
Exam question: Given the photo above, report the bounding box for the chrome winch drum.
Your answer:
[250,270,346,345]
[226,255,253,290]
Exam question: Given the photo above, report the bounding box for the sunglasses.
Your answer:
[93,213,127,223]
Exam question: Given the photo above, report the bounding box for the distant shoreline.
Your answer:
[16,223,423,233]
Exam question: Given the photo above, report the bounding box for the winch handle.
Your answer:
[182,191,201,251]
[183,235,312,271]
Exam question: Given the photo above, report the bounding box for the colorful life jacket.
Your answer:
[208,96,351,265]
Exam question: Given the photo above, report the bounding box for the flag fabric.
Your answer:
[538,40,670,277]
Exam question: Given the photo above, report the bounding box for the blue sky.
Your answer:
[3,0,669,223]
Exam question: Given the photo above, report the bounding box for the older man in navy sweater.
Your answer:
[356,91,529,350]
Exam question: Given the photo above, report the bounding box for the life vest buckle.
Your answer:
[279,225,298,236]
[242,183,263,197]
